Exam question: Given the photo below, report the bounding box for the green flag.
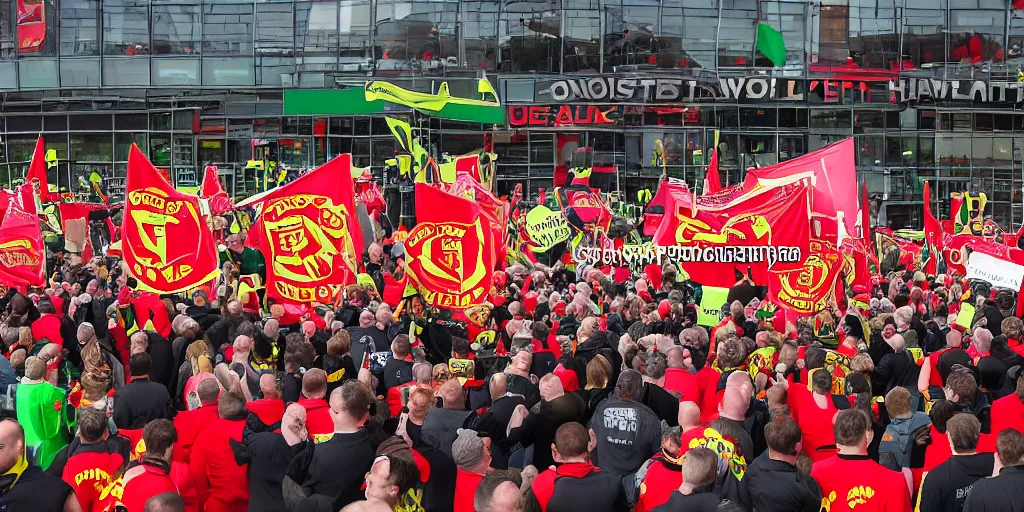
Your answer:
[756,22,787,67]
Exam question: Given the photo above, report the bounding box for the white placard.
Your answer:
[966,251,1024,290]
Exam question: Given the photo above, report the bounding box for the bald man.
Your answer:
[713,371,756,459]
[247,373,285,426]
[488,373,526,470]
[300,369,334,440]
[0,419,82,511]
[506,373,587,471]
[421,380,472,458]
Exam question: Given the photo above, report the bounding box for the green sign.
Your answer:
[698,286,730,327]
[525,205,571,252]
[284,79,504,124]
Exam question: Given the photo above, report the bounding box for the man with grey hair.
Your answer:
[588,369,661,505]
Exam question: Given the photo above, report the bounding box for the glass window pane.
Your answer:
[150,135,172,166]
[952,8,1004,65]
[0,63,16,90]
[152,58,200,86]
[152,3,201,55]
[61,0,100,56]
[103,57,150,86]
[115,133,146,161]
[70,114,112,131]
[464,0,498,71]
[904,0,947,68]
[202,57,255,86]
[499,0,560,72]
[203,3,254,56]
[7,116,42,133]
[719,0,757,67]
[375,0,458,71]
[60,57,101,87]
[71,134,113,162]
[18,59,58,89]
[103,0,150,56]
[116,114,147,131]
[44,116,67,131]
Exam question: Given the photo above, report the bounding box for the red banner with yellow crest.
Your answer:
[0,185,44,290]
[245,154,363,303]
[405,183,495,310]
[123,145,220,294]
[651,182,811,288]
[767,239,846,316]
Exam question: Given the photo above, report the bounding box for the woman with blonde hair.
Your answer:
[580,354,613,423]
[178,339,216,409]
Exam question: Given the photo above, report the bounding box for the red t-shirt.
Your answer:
[189,418,249,512]
[663,368,700,403]
[454,468,485,512]
[812,454,911,511]
[793,391,838,463]
[695,367,722,423]
[298,397,334,442]
[246,398,285,427]
[121,462,179,512]
[172,403,219,463]
[60,444,127,512]
[991,393,1024,437]
[635,457,682,512]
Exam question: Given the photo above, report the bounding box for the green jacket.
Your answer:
[15,381,68,470]
[221,247,266,281]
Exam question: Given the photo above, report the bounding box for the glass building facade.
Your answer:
[1,0,1023,229]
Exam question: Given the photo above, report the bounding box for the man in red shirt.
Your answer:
[172,378,220,464]
[55,406,129,512]
[811,409,911,511]
[190,391,250,512]
[121,419,179,512]
[246,373,285,427]
[635,426,684,512]
[696,336,745,423]
[918,330,964,402]
[452,428,492,512]
[661,346,698,403]
[298,369,334,442]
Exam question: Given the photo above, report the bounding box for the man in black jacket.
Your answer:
[283,381,377,511]
[742,413,821,512]
[507,374,588,470]
[233,403,310,512]
[531,422,627,512]
[920,413,995,512]
[963,428,1024,512]
[113,353,173,429]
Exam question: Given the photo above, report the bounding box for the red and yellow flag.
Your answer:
[26,136,59,204]
[767,239,845,316]
[405,183,495,310]
[123,144,219,294]
[0,185,45,290]
[201,165,234,215]
[246,154,363,303]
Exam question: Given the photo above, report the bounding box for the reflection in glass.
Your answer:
[102,0,149,55]
[152,3,201,55]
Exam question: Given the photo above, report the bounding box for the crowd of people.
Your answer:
[3,240,1024,512]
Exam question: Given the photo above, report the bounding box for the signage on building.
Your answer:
[508,105,641,127]
[534,75,1024,105]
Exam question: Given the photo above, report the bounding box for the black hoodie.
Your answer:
[740,452,821,512]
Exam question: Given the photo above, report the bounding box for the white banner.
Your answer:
[967,252,1024,290]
